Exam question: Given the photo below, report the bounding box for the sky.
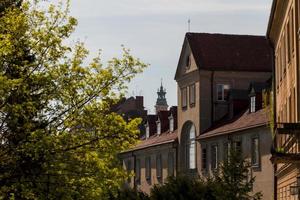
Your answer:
[65,0,273,114]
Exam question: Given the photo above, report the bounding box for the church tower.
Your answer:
[155,81,168,114]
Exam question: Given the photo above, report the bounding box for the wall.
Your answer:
[199,126,274,200]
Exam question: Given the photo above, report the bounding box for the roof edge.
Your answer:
[266,0,277,36]
[197,122,269,140]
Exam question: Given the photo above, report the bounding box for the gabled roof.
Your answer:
[123,130,178,152]
[175,33,273,79]
[198,108,269,140]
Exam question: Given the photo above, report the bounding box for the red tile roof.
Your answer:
[186,33,273,72]
[198,108,269,139]
[125,130,178,152]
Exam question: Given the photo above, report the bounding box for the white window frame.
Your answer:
[169,115,174,132]
[211,145,218,170]
[157,119,161,135]
[188,125,196,169]
[250,96,256,113]
[251,137,260,167]
[217,84,230,101]
[145,123,150,139]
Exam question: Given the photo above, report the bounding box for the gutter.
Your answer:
[196,122,268,140]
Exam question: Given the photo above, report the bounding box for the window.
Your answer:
[145,123,150,139]
[135,159,141,185]
[223,142,230,161]
[217,84,230,101]
[168,152,175,177]
[157,120,161,135]
[187,125,196,169]
[181,87,187,109]
[250,96,256,113]
[201,148,207,171]
[169,115,174,132]
[251,137,259,167]
[186,55,191,69]
[233,140,242,153]
[156,154,162,182]
[145,157,151,182]
[189,84,195,106]
[211,145,218,170]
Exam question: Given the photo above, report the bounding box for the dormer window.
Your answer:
[169,115,174,132]
[157,120,161,135]
[145,123,150,139]
[250,96,256,113]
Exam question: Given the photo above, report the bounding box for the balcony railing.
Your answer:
[271,123,300,164]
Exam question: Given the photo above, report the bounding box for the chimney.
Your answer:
[135,96,144,110]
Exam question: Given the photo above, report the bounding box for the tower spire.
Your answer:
[155,80,168,114]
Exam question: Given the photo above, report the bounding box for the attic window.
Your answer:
[186,55,191,69]
[157,120,161,135]
[250,96,256,113]
[145,123,150,139]
[169,115,174,132]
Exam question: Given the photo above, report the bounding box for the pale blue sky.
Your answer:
[67,0,273,113]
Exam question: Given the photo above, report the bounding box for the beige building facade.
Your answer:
[267,0,300,199]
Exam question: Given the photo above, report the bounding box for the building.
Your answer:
[120,106,178,194]
[175,32,273,173]
[120,32,275,196]
[112,96,148,135]
[198,82,274,198]
[267,0,300,199]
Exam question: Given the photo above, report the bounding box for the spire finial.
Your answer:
[161,78,163,87]
[188,18,191,32]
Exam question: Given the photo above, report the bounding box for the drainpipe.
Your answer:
[211,71,215,127]
[267,29,277,200]
[133,152,136,189]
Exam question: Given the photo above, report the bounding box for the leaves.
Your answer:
[0,0,147,199]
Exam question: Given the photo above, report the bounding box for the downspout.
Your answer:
[133,152,136,189]
[211,71,215,126]
[267,33,277,200]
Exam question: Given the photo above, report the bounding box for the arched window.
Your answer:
[186,124,196,169]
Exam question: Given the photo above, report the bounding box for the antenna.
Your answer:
[188,18,191,32]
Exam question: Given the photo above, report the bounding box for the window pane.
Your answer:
[189,140,196,169]
[252,138,259,166]
[169,118,174,132]
[217,85,223,101]
[211,145,218,169]
[145,157,151,181]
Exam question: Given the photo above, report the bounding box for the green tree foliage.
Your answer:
[0,0,147,199]
[212,150,262,200]
[109,187,149,200]
[148,150,261,200]
[150,176,215,200]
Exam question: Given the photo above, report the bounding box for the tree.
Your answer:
[212,150,262,200]
[0,0,147,199]
[150,176,216,200]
